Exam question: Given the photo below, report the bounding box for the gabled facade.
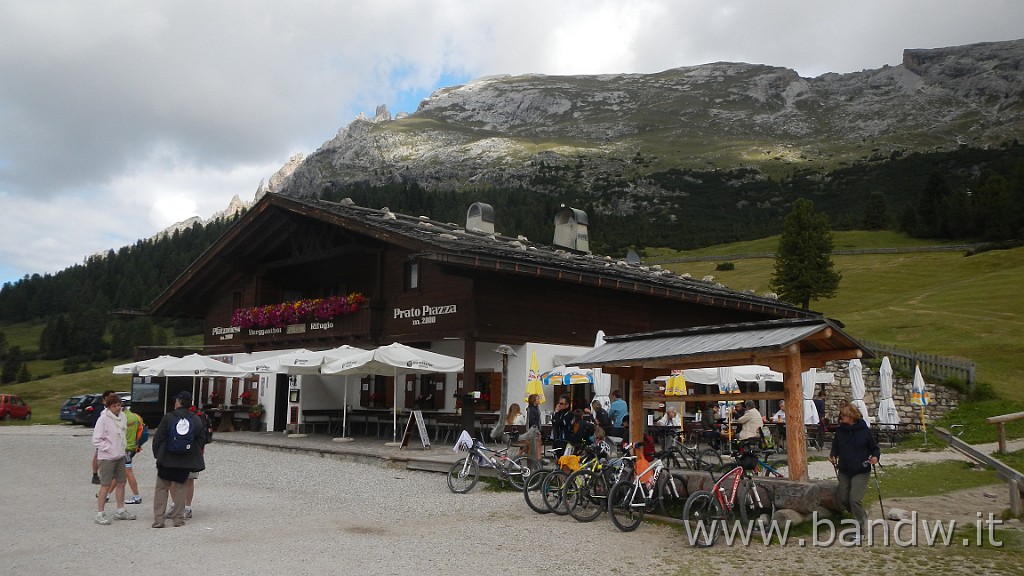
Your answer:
[147,193,824,421]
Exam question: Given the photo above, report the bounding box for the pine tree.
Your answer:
[770,199,842,310]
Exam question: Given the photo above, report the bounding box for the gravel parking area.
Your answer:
[6,425,1021,576]
[2,426,682,575]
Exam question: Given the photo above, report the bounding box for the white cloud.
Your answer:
[1,0,1022,285]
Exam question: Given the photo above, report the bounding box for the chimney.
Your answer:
[466,202,495,234]
[552,206,590,253]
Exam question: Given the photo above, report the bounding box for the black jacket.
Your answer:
[526,404,541,429]
[830,418,880,476]
[592,407,612,429]
[153,407,208,473]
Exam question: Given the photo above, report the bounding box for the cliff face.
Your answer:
[274,39,1024,200]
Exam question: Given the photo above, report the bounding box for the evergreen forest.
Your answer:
[0,143,1022,383]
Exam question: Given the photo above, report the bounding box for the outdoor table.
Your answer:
[213,409,238,432]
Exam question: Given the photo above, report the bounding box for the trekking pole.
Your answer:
[871,462,885,519]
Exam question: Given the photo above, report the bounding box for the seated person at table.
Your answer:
[771,399,786,422]
[734,400,763,446]
[701,402,722,446]
[607,389,628,438]
[505,403,526,426]
[569,409,596,448]
[590,399,612,430]
[656,408,681,427]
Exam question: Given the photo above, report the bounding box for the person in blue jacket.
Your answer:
[829,402,881,539]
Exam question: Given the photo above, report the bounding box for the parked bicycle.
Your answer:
[655,429,723,472]
[562,445,632,522]
[447,438,542,493]
[682,454,776,547]
[523,447,569,515]
[605,442,691,532]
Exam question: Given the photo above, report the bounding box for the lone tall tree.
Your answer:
[771,199,841,310]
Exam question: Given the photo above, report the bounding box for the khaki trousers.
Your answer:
[153,476,188,525]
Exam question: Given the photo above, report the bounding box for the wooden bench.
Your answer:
[298,409,335,434]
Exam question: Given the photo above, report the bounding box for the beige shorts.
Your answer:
[97,458,127,486]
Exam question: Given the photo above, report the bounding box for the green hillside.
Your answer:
[648,232,1023,398]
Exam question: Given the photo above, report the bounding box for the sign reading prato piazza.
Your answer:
[393,303,458,326]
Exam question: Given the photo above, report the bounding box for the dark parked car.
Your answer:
[59,395,84,422]
[0,394,32,421]
[74,394,105,427]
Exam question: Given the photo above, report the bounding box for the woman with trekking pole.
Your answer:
[828,402,881,541]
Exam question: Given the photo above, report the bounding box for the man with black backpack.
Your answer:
[151,391,207,528]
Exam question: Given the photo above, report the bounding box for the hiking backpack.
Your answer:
[166,414,196,454]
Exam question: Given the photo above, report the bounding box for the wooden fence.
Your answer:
[860,339,976,392]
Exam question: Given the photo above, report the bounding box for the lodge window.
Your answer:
[405,261,419,291]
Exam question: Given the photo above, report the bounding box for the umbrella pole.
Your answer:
[341,376,349,438]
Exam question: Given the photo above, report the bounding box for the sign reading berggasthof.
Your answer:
[393,303,458,326]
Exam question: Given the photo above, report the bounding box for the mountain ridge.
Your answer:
[266,39,1024,202]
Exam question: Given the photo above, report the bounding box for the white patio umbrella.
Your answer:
[847,359,871,427]
[112,355,179,375]
[322,343,464,444]
[717,367,737,427]
[139,353,250,408]
[877,357,899,429]
[802,368,820,426]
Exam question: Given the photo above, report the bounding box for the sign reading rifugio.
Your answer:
[393,303,458,326]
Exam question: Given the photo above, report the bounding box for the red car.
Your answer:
[0,394,32,421]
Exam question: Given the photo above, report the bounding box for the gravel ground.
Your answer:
[2,426,683,576]
[4,425,1022,576]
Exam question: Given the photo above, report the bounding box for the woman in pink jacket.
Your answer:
[91,396,136,525]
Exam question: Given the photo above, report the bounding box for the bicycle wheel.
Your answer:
[696,448,723,473]
[508,455,543,490]
[607,480,645,532]
[683,490,724,547]
[524,470,552,514]
[739,482,775,526]
[447,457,480,494]
[542,470,569,515]
[656,472,689,520]
[566,469,608,522]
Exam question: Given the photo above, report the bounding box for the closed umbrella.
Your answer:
[323,343,463,444]
[877,357,899,429]
[911,363,931,443]
[524,351,545,404]
[847,359,871,427]
[591,330,611,409]
[802,368,820,426]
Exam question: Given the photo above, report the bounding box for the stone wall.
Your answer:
[819,360,964,425]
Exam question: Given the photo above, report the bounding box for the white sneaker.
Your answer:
[125,495,142,505]
[113,509,137,521]
[183,507,192,519]
[95,512,111,525]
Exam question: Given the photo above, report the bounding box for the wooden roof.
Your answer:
[149,193,821,321]
[570,317,868,378]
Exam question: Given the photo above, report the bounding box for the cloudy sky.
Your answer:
[1,1,1021,286]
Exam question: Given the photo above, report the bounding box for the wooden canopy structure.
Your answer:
[570,317,870,480]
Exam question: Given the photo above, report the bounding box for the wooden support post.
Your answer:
[630,365,645,445]
[997,422,1007,455]
[783,349,808,482]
